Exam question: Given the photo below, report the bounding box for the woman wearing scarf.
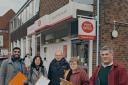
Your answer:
[28,55,47,85]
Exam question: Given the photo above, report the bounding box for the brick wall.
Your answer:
[39,0,69,16]
[92,0,128,70]
[0,9,15,49]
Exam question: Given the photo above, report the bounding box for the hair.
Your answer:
[55,49,63,55]
[31,55,44,68]
[13,47,21,51]
[100,46,113,54]
[69,57,80,65]
[23,54,29,61]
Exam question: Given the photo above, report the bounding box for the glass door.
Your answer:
[36,34,41,56]
[71,39,89,72]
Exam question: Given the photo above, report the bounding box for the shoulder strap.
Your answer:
[41,66,45,75]
[65,70,72,81]
[4,61,8,79]
[64,69,70,79]
[30,67,33,78]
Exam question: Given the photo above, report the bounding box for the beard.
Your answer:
[11,55,20,62]
[14,54,20,58]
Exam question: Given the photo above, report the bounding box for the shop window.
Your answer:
[0,49,1,55]
[36,35,41,55]
[71,20,78,37]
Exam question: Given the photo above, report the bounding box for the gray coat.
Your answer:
[0,58,26,85]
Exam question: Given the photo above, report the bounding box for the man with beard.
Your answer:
[0,47,26,85]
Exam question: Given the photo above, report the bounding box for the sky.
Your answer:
[0,0,27,16]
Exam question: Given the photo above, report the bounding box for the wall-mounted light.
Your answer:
[112,20,128,38]
[112,20,118,38]
[112,29,118,38]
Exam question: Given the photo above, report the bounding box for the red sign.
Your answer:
[63,45,67,58]
[82,21,93,33]
[78,18,96,40]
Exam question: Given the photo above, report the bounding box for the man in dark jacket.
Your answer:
[48,49,69,85]
[89,46,128,85]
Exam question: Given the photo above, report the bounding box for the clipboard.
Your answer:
[8,72,27,85]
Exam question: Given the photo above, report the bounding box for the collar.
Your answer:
[72,66,81,74]
[102,62,113,68]
[8,57,23,64]
[8,57,13,64]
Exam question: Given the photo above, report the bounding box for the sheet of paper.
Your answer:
[35,76,50,85]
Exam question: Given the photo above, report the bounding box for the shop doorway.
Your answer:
[41,41,71,71]
[71,39,89,72]
[36,34,41,56]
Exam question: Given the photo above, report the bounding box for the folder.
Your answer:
[60,78,73,85]
[8,72,27,85]
[35,75,50,85]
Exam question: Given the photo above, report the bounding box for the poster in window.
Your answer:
[63,45,67,58]
[0,35,3,47]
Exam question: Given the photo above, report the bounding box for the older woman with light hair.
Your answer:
[63,57,89,85]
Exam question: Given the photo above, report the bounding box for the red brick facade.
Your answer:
[0,9,15,53]
[39,0,69,16]
[92,0,128,70]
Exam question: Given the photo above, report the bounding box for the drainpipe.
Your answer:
[96,0,100,66]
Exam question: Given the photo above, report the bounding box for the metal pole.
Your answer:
[89,40,93,77]
[96,0,100,66]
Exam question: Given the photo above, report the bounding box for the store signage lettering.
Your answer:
[27,2,93,35]
[34,4,72,31]
[50,8,69,23]
[38,20,41,26]
[27,24,36,35]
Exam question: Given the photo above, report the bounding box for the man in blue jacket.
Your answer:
[48,49,69,85]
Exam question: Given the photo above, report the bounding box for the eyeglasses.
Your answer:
[69,62,77,65]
